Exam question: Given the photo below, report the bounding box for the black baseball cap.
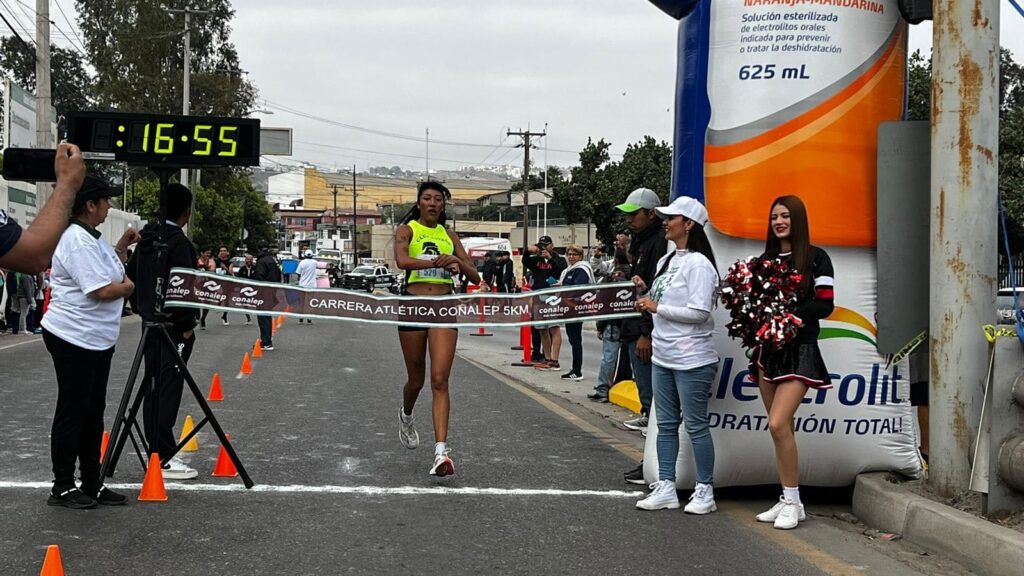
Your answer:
[75,175,123,206]
[74,175,122,203]
[538,235,553,247]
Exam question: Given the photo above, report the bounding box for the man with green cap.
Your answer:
[615,187,668,484]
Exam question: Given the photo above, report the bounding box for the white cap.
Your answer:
[655,196,709,227]
[304,250,314,258]
[615,188,661,213]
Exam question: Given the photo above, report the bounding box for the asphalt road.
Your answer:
[0,315,970,575]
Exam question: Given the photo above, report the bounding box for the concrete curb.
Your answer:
[852,472,1024,576]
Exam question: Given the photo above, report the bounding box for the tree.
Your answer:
[552,136,672,246]
[907,49,930,122]
[76,0,256,117]
[466,204,523,222]
[131,175,273,253]
[552,138,611,226]
[0,37,94,116]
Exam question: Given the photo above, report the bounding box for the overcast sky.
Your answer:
[45,1,1024,173]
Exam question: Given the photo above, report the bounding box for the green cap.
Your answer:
[615,188,660,213]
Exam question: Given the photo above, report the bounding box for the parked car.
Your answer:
[342,265,398,293]
[997,288,1024,324]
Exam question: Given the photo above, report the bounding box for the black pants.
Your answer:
[142,328,195,459]
[43,329,114,492]
[565,322,583,374]
[531,327,543,360]
[257,315,273,347]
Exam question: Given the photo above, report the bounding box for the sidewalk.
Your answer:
[853,473,1024,576]
[455,324,642,435]
[457,326,1023,576]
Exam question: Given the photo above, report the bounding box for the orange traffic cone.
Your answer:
[207,373,224,401]
[99,430,110,463]
[138,453,168,501]
[252,339,263,359]
[212,435,238,477]
[39,544,64,576]
[240,353,252,375]
[179,415,199,452]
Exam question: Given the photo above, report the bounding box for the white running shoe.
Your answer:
[683,483,717,515]
[399,411,418,449]
[756,496,806,524]
[429,452,455,477]
[635,480,680,511]
[162,456,198,480]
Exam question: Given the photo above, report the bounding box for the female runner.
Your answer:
[394,181,480,476]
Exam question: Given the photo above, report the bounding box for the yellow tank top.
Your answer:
[406,220,455,285]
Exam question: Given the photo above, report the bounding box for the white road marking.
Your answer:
[0,480,642,498]
[0,336,42,351]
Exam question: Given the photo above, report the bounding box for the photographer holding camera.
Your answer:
[0,143,86,274]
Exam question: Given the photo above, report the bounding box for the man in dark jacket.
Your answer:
[615,187,668,484]
[254,241,281,350]
[126,183,200,480]
[234,253,256,325]
[495,251,516,293]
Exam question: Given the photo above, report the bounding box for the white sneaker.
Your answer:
[756,495,806,523]
[429,451,455,477]
[635,480,680,510]
[774,499,805,529]
[683,483,717,515]
[162,456,198,480]
[399,411,418,449]
[222,319,229,326]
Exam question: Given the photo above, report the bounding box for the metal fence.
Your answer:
[998,254,1024,289]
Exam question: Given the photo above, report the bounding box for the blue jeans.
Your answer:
[653,362,718,484]
[595,325,621,395]
[625,339,653,415]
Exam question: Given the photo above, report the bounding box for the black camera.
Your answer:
[2,147,57,182]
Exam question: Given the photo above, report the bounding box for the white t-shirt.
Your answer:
[297,258,318,288]
[648,250,720,371]
[42,222,125,351]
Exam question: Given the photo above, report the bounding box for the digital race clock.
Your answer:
[65,111,260,167]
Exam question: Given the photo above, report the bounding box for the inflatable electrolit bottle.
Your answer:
[646,0,921,487]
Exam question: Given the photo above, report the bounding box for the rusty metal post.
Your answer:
[929,0,1000,495]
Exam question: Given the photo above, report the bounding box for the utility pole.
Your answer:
[508,128,546,255]
[34,0,52,207]
[929,0,1000,495]
[352,165,357,268]
[331,184,340,252]
[166,7,209,237]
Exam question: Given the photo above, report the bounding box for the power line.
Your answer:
[293,139,526,169]
[50,0,88,55]
[263,98,586,155]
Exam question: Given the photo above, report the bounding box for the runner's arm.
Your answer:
[449,231,481,285]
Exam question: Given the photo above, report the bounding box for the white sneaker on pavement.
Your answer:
[683,483,717,514]
[635,480,680,511]
[162,456,198,480]
[399,410,418,449]
[773,498,804,529]
[429,451,454,477]
[757,495,806,524]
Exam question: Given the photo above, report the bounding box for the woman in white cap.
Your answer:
[296,250,318,324]
[633,196,720,514]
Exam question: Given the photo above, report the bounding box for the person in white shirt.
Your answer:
[633,196,720,515]
[41,175,138,509]
[296,250,318,324]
